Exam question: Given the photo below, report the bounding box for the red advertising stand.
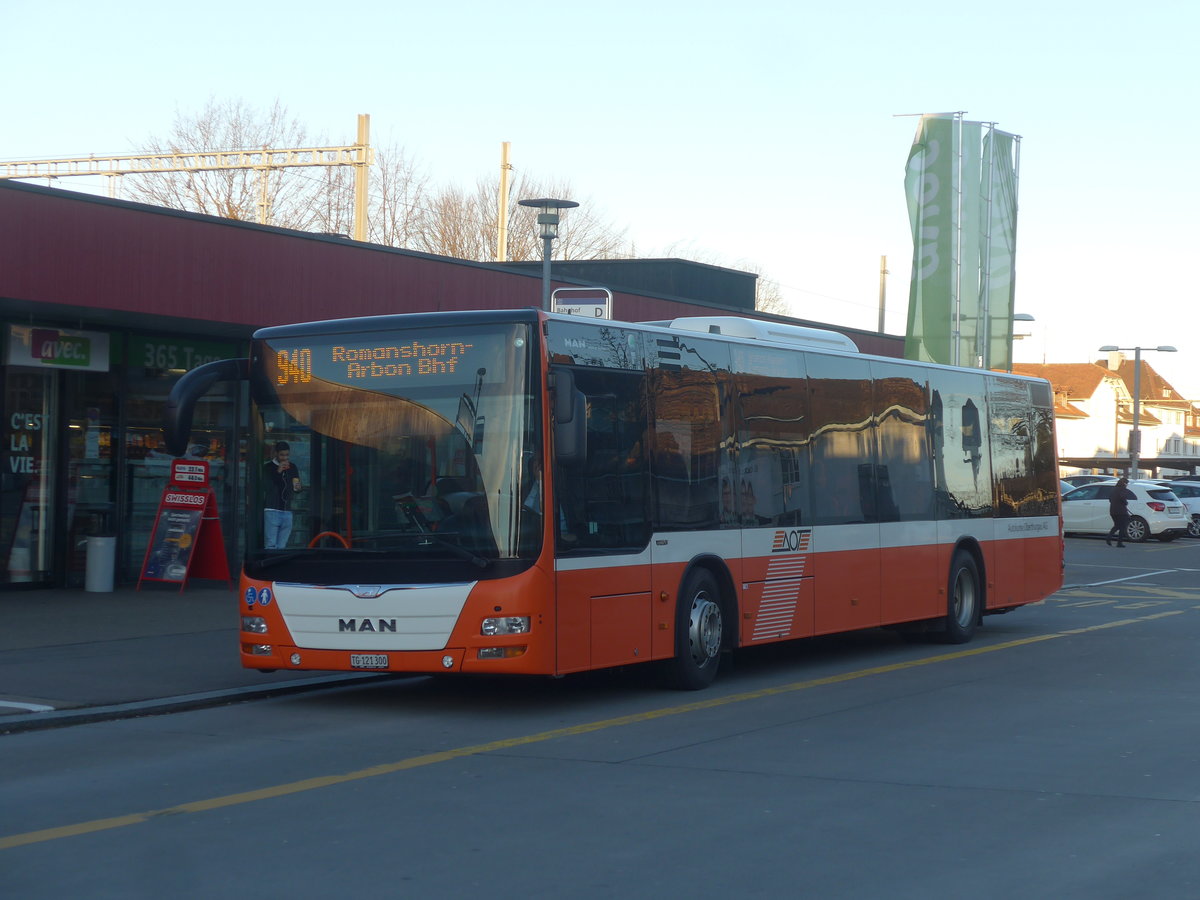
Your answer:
[137,460,231,592]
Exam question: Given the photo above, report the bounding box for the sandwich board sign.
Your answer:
[138,460,231,591]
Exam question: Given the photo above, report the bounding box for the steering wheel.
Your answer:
[308,531,351,548]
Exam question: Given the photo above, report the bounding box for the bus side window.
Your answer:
[808,356,873,525]
[649,337,730,532]
[556,370,650,552]
[731,346,808,528]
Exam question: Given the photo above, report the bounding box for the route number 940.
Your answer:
[276,349,312,384]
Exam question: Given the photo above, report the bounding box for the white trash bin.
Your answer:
[85,535,117,592]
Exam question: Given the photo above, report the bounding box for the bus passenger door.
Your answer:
[552,369,654,673]
[872,363,940,624]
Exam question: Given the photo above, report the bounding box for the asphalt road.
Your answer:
[4,534,1200,899]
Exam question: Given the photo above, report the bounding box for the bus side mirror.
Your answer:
[550,367,586,465]
[555,391,587,465]
[551,367,576,424]
[164,358,249,456]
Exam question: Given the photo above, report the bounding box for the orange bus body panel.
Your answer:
[879,542,942,623]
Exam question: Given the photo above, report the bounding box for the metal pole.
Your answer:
[497,142,511,262]
[951,113,963,366]
[877,255,887,333]
[1130,348,1142,477]
[541,234,552,312]
[353,114,370,242]
[257,162,270,225]
[979,123,995,370]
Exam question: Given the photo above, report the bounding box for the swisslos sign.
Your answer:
[164,492,207,507]
[6,325,110,372]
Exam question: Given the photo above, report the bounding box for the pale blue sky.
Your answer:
[5,0,1198,393]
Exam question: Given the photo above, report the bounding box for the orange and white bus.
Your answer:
[166,308,1063,689]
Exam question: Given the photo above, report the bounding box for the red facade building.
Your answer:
[0,180,901,588]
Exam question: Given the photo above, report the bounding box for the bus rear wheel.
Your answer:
[665,569,723,690]
[942,550,980,644]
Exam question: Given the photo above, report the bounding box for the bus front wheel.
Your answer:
[942,550,980,644]
[665,568,724,690]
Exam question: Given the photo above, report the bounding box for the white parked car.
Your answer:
[1062,474,1118,488]
[1151,481,1200,538]
[1061,480,1190,543]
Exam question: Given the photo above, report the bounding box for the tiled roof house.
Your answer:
[1014,355,1200,474]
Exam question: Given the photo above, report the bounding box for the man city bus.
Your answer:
[165,308,1063,690]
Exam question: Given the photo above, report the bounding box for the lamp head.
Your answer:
[518,198,578,240]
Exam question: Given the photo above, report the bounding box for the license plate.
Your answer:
[350,653,389,669]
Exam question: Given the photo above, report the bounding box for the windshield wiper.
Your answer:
[412,534,491,570]
[254,547,387,571]
[253,538,490,571]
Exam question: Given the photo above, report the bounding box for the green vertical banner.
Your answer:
[983,130,1019,371]
[904,115,958,365]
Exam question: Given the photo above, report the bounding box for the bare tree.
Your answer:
[121,100,781,292]
[365,144,431,247]
[122,98,318,226]
[122,100,625,262]
[407,185,489,259]
[753,271,788,316]
[299,142,432,245]
[413,171,632,262]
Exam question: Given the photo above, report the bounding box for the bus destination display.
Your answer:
[270,336,489,388]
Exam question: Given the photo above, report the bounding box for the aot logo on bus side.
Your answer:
[772,529,812,553]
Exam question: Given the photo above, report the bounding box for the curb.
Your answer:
[0,672,403,735]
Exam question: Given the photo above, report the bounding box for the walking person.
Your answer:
[264,441,302,549]
[1106,476,1136,547]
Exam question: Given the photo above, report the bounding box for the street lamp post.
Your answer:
[1002,313,1036,371]
[1098,344,1177,477]
[517,198,578,312]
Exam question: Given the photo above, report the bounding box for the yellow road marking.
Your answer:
[0,609,1183,851]
[1059,585,1200,601]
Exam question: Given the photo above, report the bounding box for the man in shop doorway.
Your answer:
[264,441,302,549]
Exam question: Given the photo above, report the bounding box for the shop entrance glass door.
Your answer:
[65,372,118,587]
[1,369,58,585]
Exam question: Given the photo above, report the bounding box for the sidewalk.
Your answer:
[0,582,384,733]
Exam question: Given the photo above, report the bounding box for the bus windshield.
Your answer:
[246,320,541,582]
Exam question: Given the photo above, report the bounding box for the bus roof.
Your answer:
[664,316,860,352]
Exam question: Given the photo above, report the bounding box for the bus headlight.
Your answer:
[241,616,268,634]
[479,646,527,659]
[482,616,530,636]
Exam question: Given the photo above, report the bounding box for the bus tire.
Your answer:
[942,550,980,644]
[665,568,724,690]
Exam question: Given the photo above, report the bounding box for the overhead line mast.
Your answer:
[1,114,374,241]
